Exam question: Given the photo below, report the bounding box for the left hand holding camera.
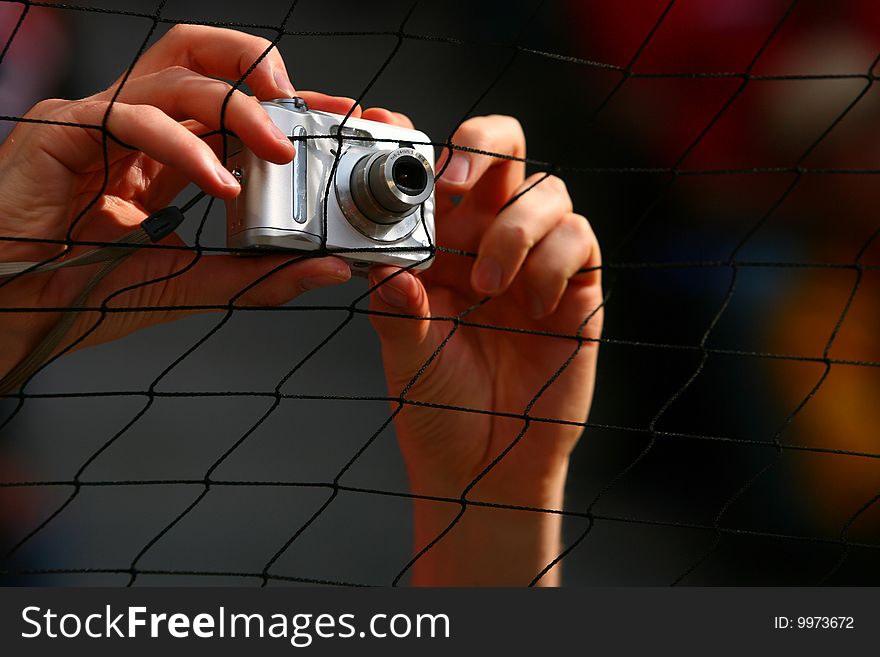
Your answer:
[367,113,604,585]
[0,26,357,381]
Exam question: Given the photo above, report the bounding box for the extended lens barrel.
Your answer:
[350,148,434,225]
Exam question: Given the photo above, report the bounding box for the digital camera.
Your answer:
[224,97,436,271]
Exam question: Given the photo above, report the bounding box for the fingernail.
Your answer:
[214,161,239,188]
[273,67,296,98]
[300,273,347,291]
[474,257,503,294]
[444,153,470,184]
[528,292,545,319]
[376,280,411,308]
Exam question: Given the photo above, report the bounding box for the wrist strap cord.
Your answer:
[0,204,189,395]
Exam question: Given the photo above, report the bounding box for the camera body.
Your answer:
[225,97,436,271]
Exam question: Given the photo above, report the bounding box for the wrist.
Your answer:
[404,438,571,508]
[406,456,570,586]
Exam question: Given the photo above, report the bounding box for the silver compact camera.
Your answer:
[225,97,436,271]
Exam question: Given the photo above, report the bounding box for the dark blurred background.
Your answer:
[1,0,878,586]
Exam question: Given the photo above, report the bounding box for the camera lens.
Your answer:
[348,147,434,225]
[392,156,428,196]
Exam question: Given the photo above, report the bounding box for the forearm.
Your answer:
[407,458,569,587]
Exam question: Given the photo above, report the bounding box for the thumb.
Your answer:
[67,251,352,357]
[170,253,352,308]
[367,266,437,387]
[112,251,352,315]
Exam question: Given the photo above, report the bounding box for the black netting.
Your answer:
[0,0,878,586]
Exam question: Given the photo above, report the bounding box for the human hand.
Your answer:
[366,113,603,585]
[0,25,360,382]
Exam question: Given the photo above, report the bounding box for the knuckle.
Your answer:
[499,222,533,252]
[492,114,525,152]
[541,173,568,195]
[165,23,195,41]
[235,89,262,109]
[242,38,277,67]
[452,134,488,157]
[211,77,238,97]
[25,98,67,120]
[393,111,414,128]
[453,117,492,150]
[497,114,524,138]
[470,139,495,158]
[250,35,275,52]
[562,212,591,237]
[133,103,164,121]
[578,219,600,259]
[454,116,483,139]
[207,79,240,106]
[226,90,265,124]
[565,216,602,274]
[161,64,197,80]
[456,114,526,154]
[79,99,111,118]
[531,173,571,206]
[16,99,78,147]
[562,215,599,264]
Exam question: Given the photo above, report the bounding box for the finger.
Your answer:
[391,111,415,129]
[361,107,414,129]
[102,67,295,164]
[361,107,395,125]
[133,125,249,213]
[367,266,437,382]
[297,91,362,117]
[129,92,365,209]
[134,120,214,211]
[471,174,573,295]
[550,256,604,344]
[519,213,598,319]
[38,100,241,199]
[125,24,295,100]
[435,114,526,212]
